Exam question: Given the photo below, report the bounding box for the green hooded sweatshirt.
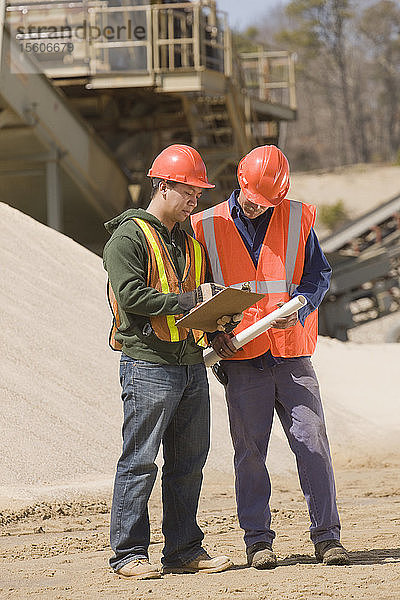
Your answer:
[103,208,205,365]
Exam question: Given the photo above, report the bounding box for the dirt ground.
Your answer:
[1,463,399,600]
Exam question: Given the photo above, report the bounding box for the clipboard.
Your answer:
[176,287,265,332]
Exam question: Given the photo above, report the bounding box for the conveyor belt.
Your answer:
[321,193,400,254]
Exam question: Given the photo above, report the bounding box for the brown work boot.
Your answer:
[314,540,350,566]
[116,558,161,579]
[246,542,277,569]
[163,551,233,574]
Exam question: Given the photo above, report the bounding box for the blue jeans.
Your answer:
[221,356,341,548]
[109,355,210,571]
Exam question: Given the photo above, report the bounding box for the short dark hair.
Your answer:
[151,178,176,198]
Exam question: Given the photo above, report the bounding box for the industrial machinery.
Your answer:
[319,192,400,342]
[1,0,296,251]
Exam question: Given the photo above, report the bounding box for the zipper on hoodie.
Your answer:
[177,338,187,365]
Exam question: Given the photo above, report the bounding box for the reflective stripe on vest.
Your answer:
[135,218,206,346]
[285,200,302,293]
[106,219,207,350]
[134,219,180,342]
[200,201,302,292]
[193,237,202,287]
[193,238,207,348]
[229,280,294,294]
[201,205,226,286]
[192,199,317,359]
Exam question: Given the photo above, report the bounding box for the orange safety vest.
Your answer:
[107,218,207,350]
[191,199,318,360]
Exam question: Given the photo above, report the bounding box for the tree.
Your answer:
[358,0,400,159]
[280,0,362,163]
[250,0,400,169]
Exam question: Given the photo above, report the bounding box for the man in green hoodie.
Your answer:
[103,144,234,579]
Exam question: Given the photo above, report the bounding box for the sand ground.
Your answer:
[1,462,399,600]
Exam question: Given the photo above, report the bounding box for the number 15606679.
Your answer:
[20,42,74,53]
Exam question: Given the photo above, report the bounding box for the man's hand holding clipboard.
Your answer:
[176,283,265,333]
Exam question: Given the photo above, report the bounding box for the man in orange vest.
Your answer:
[191,145,350,568]
[103,145,234,579]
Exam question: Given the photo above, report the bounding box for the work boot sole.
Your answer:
[117,571,161,579]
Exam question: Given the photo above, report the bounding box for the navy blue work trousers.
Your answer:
[221,356,341,548]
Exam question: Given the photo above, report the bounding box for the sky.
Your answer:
[215,0,286,31]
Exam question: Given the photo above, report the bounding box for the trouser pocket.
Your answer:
[211,362,228,386]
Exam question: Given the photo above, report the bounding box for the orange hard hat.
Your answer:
[237,145,290,207]
[147,144,215,189]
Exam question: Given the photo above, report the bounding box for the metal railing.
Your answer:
[86,3,153,74]
[6,1,93,74]
[239,50,297,110]
[5,1,295,110]
[6,1,231,77]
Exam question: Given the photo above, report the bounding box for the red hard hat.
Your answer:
[237,145,290,207]
[147,144,215,189]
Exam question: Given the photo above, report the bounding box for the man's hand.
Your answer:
[177,283,224,314]
[211,332,238,358]
[270,302,298,329]
[195,283,225,304]
[216,313,243,333]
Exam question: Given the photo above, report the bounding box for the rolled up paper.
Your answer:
[203,295,307,368]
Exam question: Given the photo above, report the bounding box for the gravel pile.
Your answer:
[1,202,399,506]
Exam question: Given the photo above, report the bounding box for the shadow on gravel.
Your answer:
[279,554,316,566]
[348,547,400,565]
[279,548,400,567]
